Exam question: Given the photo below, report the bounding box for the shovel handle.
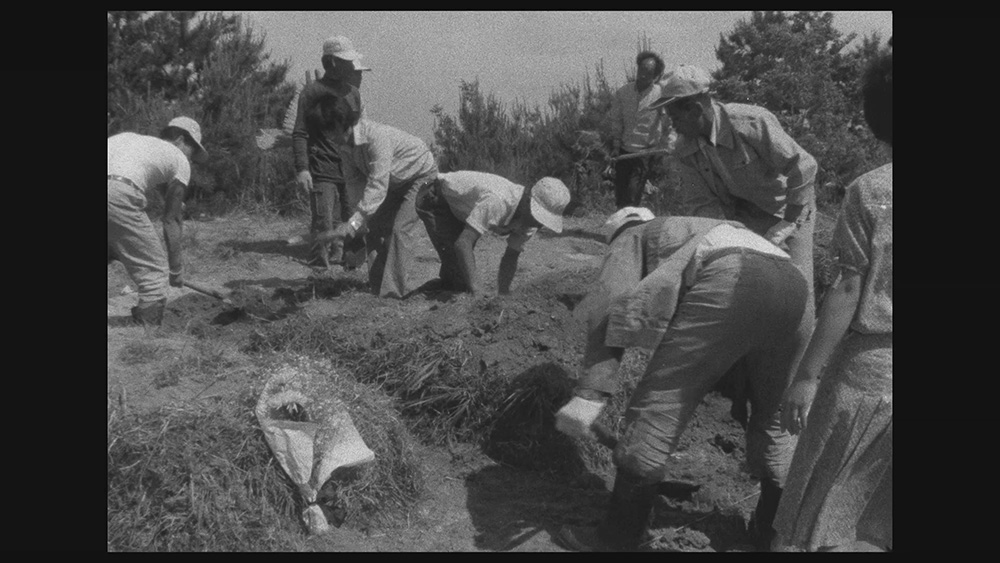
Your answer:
[183,280,228,301]
[592,422,618,450]
[611,148,670,162]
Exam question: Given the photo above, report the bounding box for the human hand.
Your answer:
[765,220,797,246]
[608,139,622,158]
[555,397,606,441]
[169,269,184,288]
[780,379,819,435]
[314,223,353,244]
[296,170,313,195]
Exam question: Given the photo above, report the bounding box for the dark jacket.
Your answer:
[291,74,362,184]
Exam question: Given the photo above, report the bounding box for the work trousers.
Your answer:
[108,179,168,305]
[613,249,809,487]
[414,181,471,291]
[309,180,346,266]
[365,175,437,298]
[613,155,652,210]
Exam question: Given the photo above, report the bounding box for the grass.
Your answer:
[108,354,425,551]
[119,340,165,366]
[151,339,237,389]
[243,283,651,482]
[107,391,304,551]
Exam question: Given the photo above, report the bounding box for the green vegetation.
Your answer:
[109,11,886,218]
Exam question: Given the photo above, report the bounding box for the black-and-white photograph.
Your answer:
[108,11,892,552]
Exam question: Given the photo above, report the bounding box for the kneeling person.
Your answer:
[555,209,811,551]
[416,171,569,295]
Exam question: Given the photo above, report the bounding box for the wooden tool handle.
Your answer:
[183,280,227,300]
[592,422,619,450]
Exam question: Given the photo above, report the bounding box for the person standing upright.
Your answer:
[292,35,369,269]
[609,51,671,209]
[773,44,892,553]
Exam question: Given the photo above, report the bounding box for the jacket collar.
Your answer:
[674,100,736,157]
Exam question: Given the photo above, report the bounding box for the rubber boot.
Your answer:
[557,469,656,551]
[751,479,782,552]
[131,298,166,327]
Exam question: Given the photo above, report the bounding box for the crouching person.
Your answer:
[415,171,570,295]
[555,208,812,551]
[315,94,439,298]
[108,117,207,326]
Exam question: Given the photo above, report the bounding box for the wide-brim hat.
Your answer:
[649,64,712,110]
[529,177,570,233]
[168,116,208,161]
[602,207,654,243]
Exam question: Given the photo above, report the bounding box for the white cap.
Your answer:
[649,64,712,109]
[529,177,570,233]
[602,207,654,243]
[322,36,372,71]
[167,116,207,160]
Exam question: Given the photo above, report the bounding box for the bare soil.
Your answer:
[108,210,834,552]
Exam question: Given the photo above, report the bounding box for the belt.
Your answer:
[700,245,790,267]
[108,174,142,192]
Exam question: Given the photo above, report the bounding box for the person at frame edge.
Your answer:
[414,170,570,296]
[609,50,672,210]
[555,208,811,552]
[292,35,370,270]
[108,116,208,327]
[772,41,892,553]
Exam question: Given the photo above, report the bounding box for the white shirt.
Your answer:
[108,132,191,193]
[438,171,537,252]
[341,119,437,226]
[695,223,789,264]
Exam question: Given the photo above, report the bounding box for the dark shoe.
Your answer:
[558,469,655,551]
[557,524,626,552]
[131,298,166,327]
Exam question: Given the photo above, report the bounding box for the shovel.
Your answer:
[609,148,670,162]
[592,422,701,499]
[183,279,234,306]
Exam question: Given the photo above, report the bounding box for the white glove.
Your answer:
[765,219,797,246]
[555,397,605,441]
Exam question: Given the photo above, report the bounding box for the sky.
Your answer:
[222,11,892,145]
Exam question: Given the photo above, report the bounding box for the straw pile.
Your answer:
[107,355,424,551]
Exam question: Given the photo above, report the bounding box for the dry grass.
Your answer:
[151,339,236,389]
[107,391,303,551]
[248,318,508,445]
[118,340,166,366]
[245,308,652,481]
[108,355,425,551]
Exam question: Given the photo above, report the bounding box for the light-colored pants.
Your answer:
[613,249,809,487]
[108,179,168,304]
[365,175,436,299]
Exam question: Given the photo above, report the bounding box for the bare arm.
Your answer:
[497,246,520,295]
[454,226,480,294]
[162,178,186,285]
[782,269,862,433]
[796,269,862,383]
